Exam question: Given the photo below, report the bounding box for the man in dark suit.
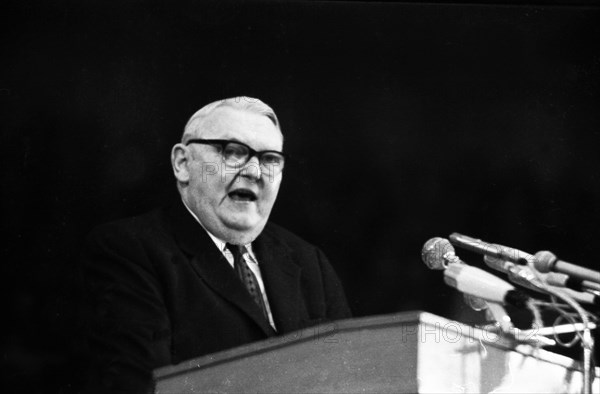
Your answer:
[83,97,351,392]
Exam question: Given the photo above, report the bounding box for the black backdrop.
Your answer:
[2,1,599,392]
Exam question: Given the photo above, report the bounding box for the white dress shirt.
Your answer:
[182,200,277,330]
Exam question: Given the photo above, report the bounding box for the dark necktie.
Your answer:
[225,243,268,319]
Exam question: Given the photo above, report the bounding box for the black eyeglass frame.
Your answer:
[185,138,287,169]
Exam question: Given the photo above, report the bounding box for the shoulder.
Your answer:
[81,207,181,285]
[259,222,332,271]
[84,207,171,253]
[261,222,319,252]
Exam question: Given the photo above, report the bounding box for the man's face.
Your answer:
[180,107,283,244]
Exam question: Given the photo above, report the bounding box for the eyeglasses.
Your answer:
[186,139,286,175]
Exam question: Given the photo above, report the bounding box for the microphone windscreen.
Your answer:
[534,250,557,273]
[422,237,454,270]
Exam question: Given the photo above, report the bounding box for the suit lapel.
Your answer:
[254,228,303,334]
[168,202,275,336]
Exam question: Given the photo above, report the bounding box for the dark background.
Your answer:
[2,0,599,392]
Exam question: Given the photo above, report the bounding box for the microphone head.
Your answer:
[533,250,558,273]
[422,237,455,270]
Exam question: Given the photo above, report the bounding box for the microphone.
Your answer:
[543,272,600,293]
[449,232,535,265]
[483,255,544,292]
[444,264,529,308]
[484,256,600,307]
[450,233,600,294]
[422,238,529,308]
[534,250,600,285]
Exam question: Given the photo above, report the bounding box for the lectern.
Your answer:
[153,311,599,393]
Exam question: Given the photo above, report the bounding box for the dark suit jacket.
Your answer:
[82,201,351,393]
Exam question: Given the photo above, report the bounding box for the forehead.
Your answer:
[198,107,283,150]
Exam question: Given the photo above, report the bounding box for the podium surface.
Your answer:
[154,311,598,393]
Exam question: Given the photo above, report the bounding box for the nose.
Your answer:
[239,155,262,181]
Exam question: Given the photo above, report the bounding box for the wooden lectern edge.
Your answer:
[153,310,424,383]
[152,310,598,383]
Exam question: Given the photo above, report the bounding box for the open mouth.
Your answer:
[228,188,258,202]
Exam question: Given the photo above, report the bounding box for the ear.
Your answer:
[171,143,191,183]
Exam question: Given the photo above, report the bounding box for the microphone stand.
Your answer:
[544,286,595,394]
[500,258,595,393]
[502,259,595,393]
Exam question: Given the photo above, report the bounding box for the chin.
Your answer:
[227,232,260,245]
[223,212,261,229]
[221,216,266,243]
